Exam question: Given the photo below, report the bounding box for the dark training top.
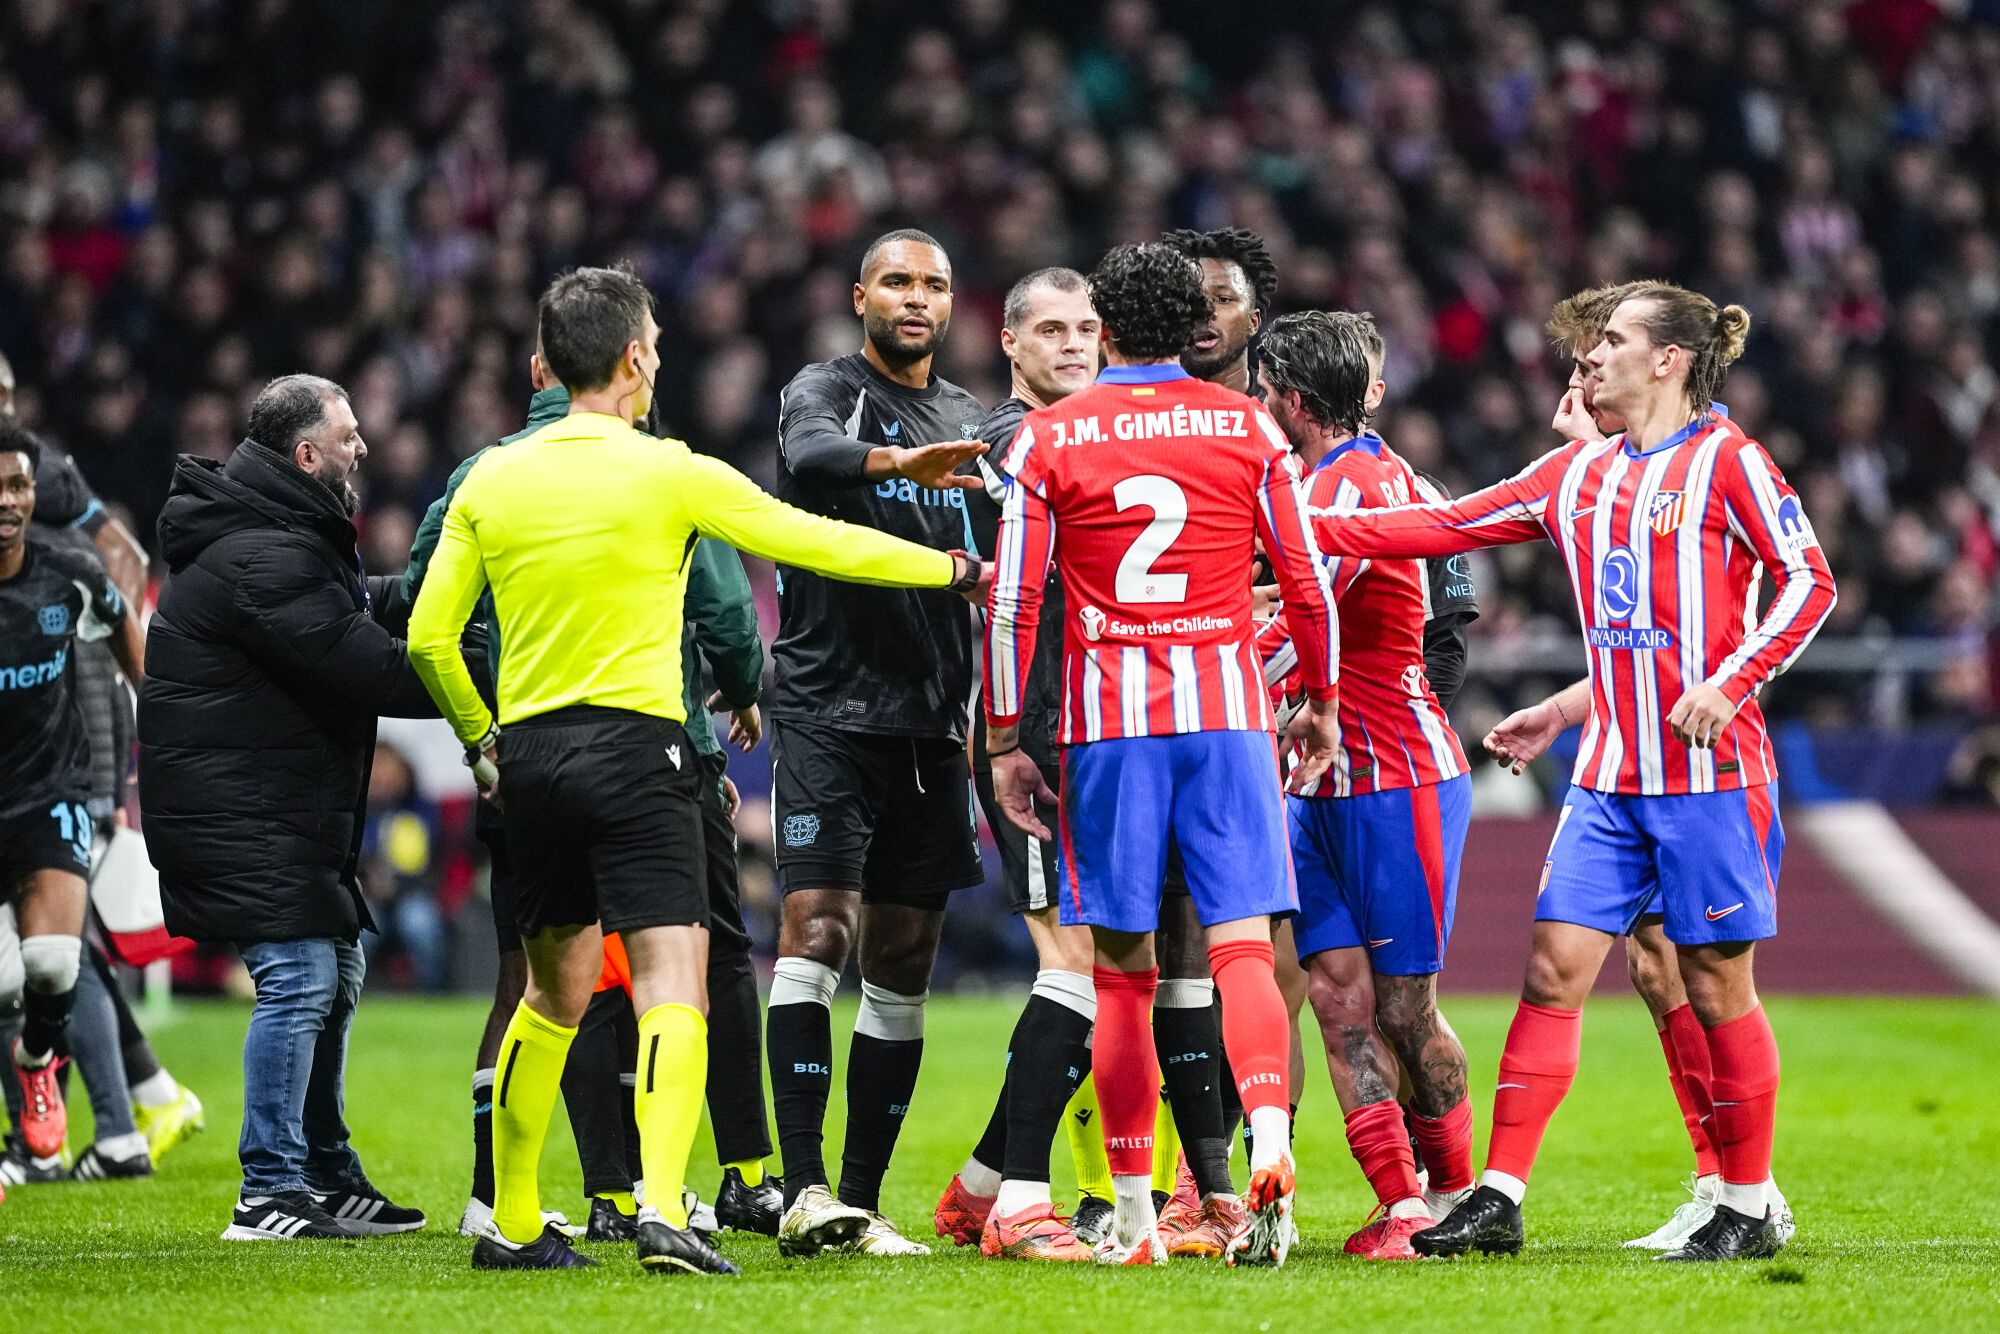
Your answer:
[770,352,985,740]
[0,537,125,819]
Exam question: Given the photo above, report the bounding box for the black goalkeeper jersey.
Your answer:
[0,537,125,819]
[769,353,985,740]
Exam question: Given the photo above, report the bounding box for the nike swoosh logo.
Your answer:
[1368,938,1394,948]
[1567,506,1595,522]
[1705,903,1744,921]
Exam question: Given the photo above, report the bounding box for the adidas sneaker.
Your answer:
[312,1182,426,1235]
[222,1190,351,1241]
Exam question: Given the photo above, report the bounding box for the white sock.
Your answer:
[131,1069,179,1108]
[1111,1173,1156,1245]
[1716,1179,1767,1216]
[96,1130,150,1162]
[1694,1172,1721,1202]
[769,957,839,1009]
[1153,978,1213,1010]
[854,981,928,1042]
[1031,968,1096,1019]
[1388,1194,1430,1220]
[1248,1105,1290,1173]
[637,1203,662,1227]
[1481,1169,1528,1205]
[959,1158,1001,1198]
[995,1178,1050,1216]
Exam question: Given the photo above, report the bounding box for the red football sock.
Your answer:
[1344,1099,1421,1208]
[1484,1001,1581,1183]
[1091,966,1161,1177]
[1207,939,1289,1115]
[1660,1004,1721,1178]
[1705,1005,1779,1187]
[1411,1098,1474,1193]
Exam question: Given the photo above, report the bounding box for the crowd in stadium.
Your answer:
[1,0,1996,722]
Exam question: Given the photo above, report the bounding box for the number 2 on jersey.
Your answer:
[1112,474,1188,604]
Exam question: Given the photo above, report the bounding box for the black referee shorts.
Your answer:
[972,762,1060,916]
[771,717,981,907]
[500,706,706,939]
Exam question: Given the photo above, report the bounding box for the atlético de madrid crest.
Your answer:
[1648,490,1686,536]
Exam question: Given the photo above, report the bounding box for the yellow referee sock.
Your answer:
[1065,1078,1112,1201]
[635,1002,707,1231]
[1152,1093,1183,1195]
[492,1002,576,1245]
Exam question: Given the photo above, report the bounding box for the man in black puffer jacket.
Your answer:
[139,374,436,1242]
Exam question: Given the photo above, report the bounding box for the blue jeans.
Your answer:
[236,938,367,1196]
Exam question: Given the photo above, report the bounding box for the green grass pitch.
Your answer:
[5,994,1997,1331]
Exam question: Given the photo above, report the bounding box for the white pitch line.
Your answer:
[1794,801,2000,998]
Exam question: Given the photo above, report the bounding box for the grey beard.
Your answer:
[314,462,360,516]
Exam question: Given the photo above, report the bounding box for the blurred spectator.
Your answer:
[358,742,447,993]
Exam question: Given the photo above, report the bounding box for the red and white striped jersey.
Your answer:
[985,364,1338,745]
[1313,414,1837,796]
[1258,434,1468,797]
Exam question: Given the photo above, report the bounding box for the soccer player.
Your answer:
[935,266,1108,1261]
[1144,226,1285,1252]
[0,411,200,1184]
[764,229,991,1258]
[0,424,144,1185]
[1313,284,1834,1261]
[407,265,989,1275]
[1252,311,1477,1260]
[985,242,1342,1268]
[1478,283,1791,1251]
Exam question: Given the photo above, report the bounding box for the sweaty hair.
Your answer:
[536,265,655,392]
[246,374,349,454]
[1002,266,1089,331]
[1260,310,1382,436]
[1087,243,1211,362]
[1163,227,1279,310]
[1545,281,1647,355]
[1619,281,1752,413]
[860,228,949,281]
[0,416,42,471]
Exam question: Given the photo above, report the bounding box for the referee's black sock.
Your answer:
[1155,980,1232,1199]
[704,953,772,1168]
[768,957,839,1208]
[837,983,926,1214]
[999,972,1095,1187]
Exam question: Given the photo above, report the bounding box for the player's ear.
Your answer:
[999,325,1017,358]
[852,281,866,315]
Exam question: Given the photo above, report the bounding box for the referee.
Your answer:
[407,265,986,1276]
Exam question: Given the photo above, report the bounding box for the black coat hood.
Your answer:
[157,442,355,570]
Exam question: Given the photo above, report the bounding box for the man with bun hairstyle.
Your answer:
[1315,285,1835,1262]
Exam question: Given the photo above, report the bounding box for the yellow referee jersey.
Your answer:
[407,411,955,745]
